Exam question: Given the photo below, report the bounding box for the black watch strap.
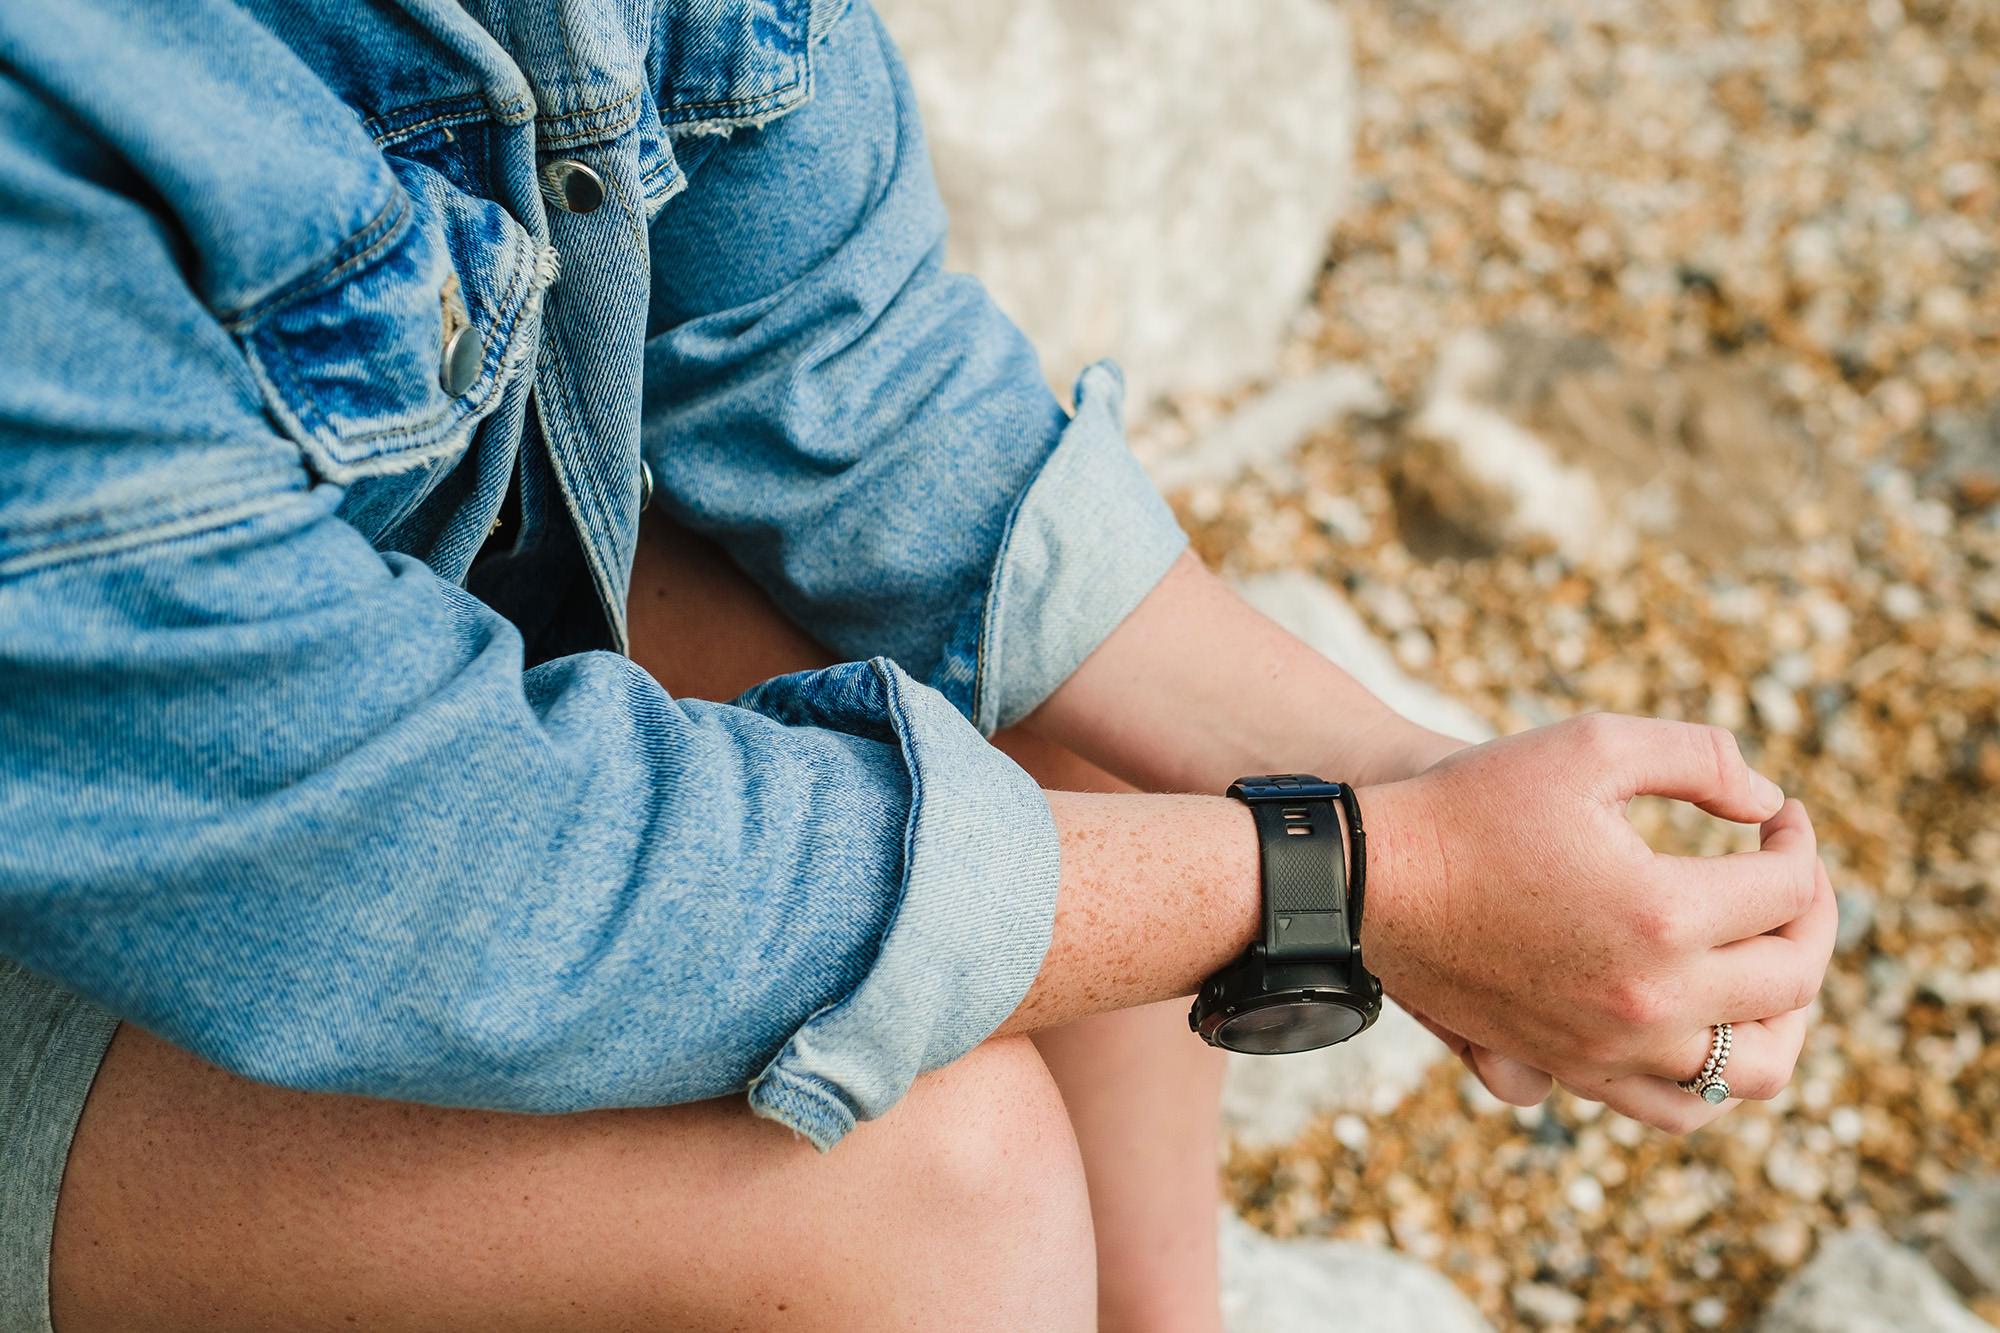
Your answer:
[1225,774,1360,965]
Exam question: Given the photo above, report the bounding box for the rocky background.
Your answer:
[876,0,2000,1329]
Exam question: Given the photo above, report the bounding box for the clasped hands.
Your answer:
[1353,713,1836,1135]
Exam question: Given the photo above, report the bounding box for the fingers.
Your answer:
[1667,852,1836,1020]
[1569,714,1784,824]
[1406,1007,1555,1107]
[1666,928,1828,1031]
[1662,800,1823,944]
[1468,1045,1553,1106]
[1586,1008,1811,1133]
[1656,1008,1808,1100]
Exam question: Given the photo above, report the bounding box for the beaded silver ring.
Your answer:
[1678,1022,1733,1104]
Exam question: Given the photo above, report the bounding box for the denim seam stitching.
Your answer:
[362,94,493,148]
[658,79,807,127]
[251,227,533,455]
[0,458,296,537]
[216,190,411,329]
[0,490,309,580]
[533,79,637,120]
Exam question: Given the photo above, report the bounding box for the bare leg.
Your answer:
[633,516,1229,1333]
[995,730,1229,1333]
[50,1027,1093,1332]
[1032,1005,1228,1333]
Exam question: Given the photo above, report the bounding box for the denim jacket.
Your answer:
[0,0,1185,1148]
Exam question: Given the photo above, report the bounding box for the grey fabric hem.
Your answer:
[1,960,119,1333]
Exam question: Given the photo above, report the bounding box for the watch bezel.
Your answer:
[1189,948,1383,1053]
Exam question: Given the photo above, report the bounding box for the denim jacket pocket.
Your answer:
[656,0,852,136]
[224,157,555,484]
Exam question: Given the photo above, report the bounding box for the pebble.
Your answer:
[1749,676,1806,737]
[1511,1282,1585,1327]
[1564,1174,1605,1216]
[1690,1296,1729,1328]
[1756,1219,1814,1268]
[1833,886,1877,954]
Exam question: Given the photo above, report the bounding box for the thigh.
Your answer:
[49,1026,1093,1333]
[625,511,836,702]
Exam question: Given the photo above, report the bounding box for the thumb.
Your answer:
[1568,714,1784,824]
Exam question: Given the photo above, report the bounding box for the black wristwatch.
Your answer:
[1188,774,1383,1053]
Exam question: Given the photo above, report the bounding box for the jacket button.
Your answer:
[541,159,605,215]
[638,458,655,510]
[440,324,483,396]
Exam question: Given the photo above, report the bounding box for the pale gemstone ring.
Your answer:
[1679,1023,1733,1104]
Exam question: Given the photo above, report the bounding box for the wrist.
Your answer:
[1351,777,1446,999]
[1339,716,1471,789]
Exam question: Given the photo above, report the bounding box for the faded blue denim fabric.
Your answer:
[0,0,1187,1149]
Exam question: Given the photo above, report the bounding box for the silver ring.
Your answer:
[1678,1023,1733,1104]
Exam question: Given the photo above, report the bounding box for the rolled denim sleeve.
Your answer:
[1,509,1055,1150]
[0,58,1054,1149]
[642,0,1188,733]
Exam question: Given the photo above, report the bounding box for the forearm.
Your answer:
[996,790,1260,1034]
[1024,551,1464,794]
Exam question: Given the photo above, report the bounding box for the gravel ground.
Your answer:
[1160,0,2000,1328]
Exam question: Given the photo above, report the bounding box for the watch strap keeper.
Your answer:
[1226,774,1362,965]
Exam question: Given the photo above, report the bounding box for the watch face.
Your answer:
[1214,996,1368,1054]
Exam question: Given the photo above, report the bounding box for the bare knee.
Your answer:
[858,1035,1097,1331]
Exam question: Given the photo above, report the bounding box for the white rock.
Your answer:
[1764,1141,1830,1202]
[1565,1173,1606,1216]
[1828,1106,1866,1146]
[1750,675,1806,737]
[1395,329,1853,566]
[1220,1210,1494,1333]
[1146,365,1389,492]
[1411,332,1620,566]
[1758,1229,1992,1333]
[871,0,1357,408]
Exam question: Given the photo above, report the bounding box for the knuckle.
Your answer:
[1570,710,1620,759]
[1633,900,1691,952]
[1777,861,1809,919]
[1608,976,1672,1028]
[1701,724,1742,789]
[1796,858,1824,917]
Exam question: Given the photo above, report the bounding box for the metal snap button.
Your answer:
[440,324,483,396]
[541,159,605,215]
[638,458,655,510]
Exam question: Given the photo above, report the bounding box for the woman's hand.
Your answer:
[1358,714,1836,1133]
